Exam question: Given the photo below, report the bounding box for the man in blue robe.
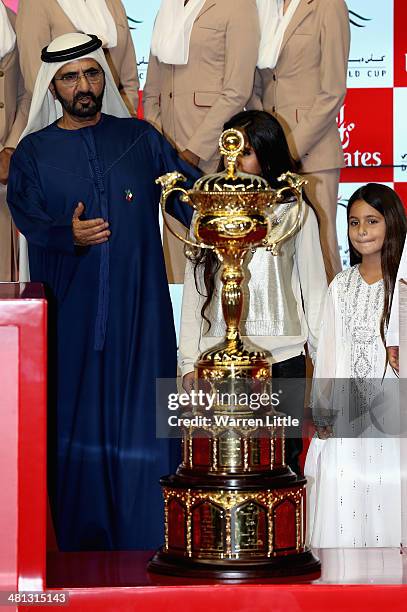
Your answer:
[7,33,199,551]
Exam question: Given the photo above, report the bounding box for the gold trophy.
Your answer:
[148,130,320,581]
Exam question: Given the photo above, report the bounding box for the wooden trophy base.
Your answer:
[148,548,321,583]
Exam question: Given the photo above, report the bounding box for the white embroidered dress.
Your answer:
[305,265,402,548]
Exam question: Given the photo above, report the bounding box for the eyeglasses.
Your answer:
[54,68,104,87]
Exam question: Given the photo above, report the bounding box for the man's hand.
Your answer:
[0,148,14,185]
[387,346,399,373]
[180,149,200,168]
[72,202,110,246]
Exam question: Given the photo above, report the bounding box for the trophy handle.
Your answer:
[156,172,211,250]
[264,172,307,255]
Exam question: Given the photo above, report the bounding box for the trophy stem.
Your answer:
[219,250,246,345]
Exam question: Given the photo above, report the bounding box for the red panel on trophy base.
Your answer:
[167,500,187,551]
[273,500,297,552]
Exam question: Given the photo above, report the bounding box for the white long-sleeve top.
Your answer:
[179,204,328,376]
[387,241,407,347]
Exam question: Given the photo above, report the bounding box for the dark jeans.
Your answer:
[272,354,306,476]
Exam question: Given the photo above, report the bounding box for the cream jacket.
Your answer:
[0,8,29,152]
[143,0,260,170]
[16,0,139,113]
[249,0,350,173]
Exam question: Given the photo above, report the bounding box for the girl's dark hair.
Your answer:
[347,183,407,346]
[223,110,298,188]
[190,110,313,329]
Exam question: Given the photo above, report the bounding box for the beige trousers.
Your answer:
[0,184,18,281]
[303,168,342,283]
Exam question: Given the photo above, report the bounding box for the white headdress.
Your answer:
[20,32,130,141]
[56,0,117,48]
[151,0,206,65]
[0,1,16,60]
[256,0,301,69]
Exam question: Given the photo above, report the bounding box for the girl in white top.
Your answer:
[179,110,328,475]
[305,183,407,547]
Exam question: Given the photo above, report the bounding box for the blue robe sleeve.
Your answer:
[148,125,201,228]
[7,141,76,255]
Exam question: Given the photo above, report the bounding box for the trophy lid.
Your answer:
[192,129,272,194]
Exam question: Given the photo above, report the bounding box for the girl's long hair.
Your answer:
[189,110,313,329]
[347,183,407,346]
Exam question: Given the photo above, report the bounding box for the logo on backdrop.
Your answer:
[338,105,381,169]
[346,0,393,87]
[338,89,394,183]
[348,10,371,28]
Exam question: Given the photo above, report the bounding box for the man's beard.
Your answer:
[55,83,105,118]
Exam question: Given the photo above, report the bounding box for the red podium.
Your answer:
[0,283,47,597]
[1,282,407,611]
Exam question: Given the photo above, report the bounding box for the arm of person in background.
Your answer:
[286,0,350,161]
[15,0,51,95]
[0,69,30,184]
[0,148,12,184]
[185,0,260,164]
[7,142,109,253]
[295,204,328,363]
[246,68,264,111]
[143,52,163,132]
[4,57,30,152]
[115,0,140,115]
[0,11,31,184]
[179,254,206,391]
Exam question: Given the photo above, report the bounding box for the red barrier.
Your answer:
[0,284,47,593]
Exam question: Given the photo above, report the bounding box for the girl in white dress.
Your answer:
[305,183,407,548]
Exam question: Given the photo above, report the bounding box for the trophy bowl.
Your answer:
[156,130,305,381]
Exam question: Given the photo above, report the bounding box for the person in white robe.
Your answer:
[305,183,406,549]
